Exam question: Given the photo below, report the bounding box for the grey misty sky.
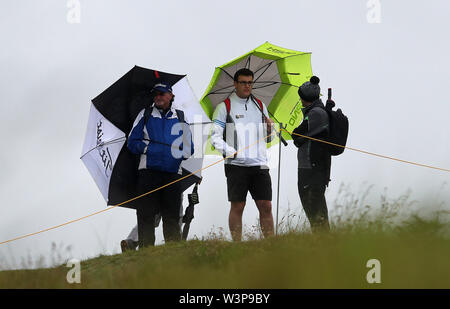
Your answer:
[0,0,449,269]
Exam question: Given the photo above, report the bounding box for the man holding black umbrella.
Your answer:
[127,82,194,247]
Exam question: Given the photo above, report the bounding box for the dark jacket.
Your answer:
[292,99,331,186]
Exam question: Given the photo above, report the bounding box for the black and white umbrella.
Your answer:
[81,66,209,208]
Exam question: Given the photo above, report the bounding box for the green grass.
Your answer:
[1,214,449,289]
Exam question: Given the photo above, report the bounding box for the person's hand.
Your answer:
[265,116,274,135]
[226,147,237,159]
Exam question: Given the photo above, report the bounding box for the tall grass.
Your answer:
[0,242,73,271]
[0,185,448,288]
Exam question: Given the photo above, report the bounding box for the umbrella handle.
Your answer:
[278,131,288,146]
[266,117,288,146]
[275,122,288,146]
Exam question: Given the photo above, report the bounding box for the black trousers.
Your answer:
[298,182,330,233]
[135,169,182,247]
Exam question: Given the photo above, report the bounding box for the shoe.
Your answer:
[120,239,138,252]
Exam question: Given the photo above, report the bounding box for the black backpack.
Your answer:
[323,101,349,156]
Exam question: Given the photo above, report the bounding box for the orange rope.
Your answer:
[284,128,450,173]
[0,130,277,245]
[2,124,448,246]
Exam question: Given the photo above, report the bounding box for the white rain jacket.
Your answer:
[211,93,273,167]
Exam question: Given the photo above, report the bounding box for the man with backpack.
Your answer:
[292,76,334,233]
[210,68,275,241]
[127,82,194,247]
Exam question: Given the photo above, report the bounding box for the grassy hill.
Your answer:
[1,214,448,289]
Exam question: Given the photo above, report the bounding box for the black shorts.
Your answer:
[224,164,272,202]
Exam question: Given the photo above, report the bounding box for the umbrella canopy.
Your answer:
[200,42,313,143]
[81,66,209,208]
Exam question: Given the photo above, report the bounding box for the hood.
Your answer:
[301,98,325,116]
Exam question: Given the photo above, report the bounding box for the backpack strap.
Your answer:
[250,95,266,123]
[253,96,264,112]
[224,98,231,115]
[222,97,236,159]
[225,96,263,117]
[175,109,185,123]
[143,106,153,125]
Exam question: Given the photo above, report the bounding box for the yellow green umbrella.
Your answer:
[200,41,313,146]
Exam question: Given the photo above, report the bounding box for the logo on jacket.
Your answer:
[235,114,245,119]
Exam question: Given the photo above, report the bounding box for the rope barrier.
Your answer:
[2,123,448,246]
[0,130,277,246]
[284,128,450,173]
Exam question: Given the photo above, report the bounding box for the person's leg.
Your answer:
[298,183,329,233]
[254,200,274,238]
[136,206,156,247]
[127,224,138,242]
[309,184,330,232]
[298,184,313,225]
[249,167,274,238]
[225,164,250,241]
[160,173,182,243]
[136,170,161,247]
[120,224,139,252]
[122,212,161,252]
[229,201,246,241]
